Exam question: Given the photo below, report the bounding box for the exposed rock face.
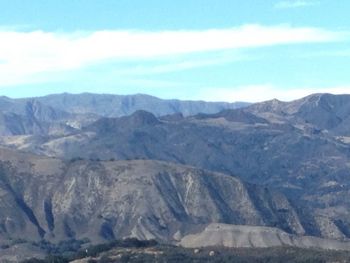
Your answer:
[248,93,350,135]
[0,148,306,245]
[180,223,350,251]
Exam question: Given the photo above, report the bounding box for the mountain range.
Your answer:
[1,92,350,260]
[0,93,248,137]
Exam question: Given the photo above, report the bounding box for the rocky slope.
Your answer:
[0,148,306,247]
[181,223,350,250]
[0,99,76,136]
[248,93,350,136]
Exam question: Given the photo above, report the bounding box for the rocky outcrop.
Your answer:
[181,223,350,250]
[0,148,306,245]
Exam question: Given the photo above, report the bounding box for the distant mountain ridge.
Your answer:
[21,92,250,117]
[248,93,350,135]
[0,93,249,136]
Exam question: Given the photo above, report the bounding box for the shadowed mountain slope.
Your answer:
[0,148,307,246]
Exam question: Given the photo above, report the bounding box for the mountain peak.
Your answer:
[127,110,160,126]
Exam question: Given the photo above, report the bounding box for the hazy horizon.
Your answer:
[2,90,350,104]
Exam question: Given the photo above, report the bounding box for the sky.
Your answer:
[0,0,349,102]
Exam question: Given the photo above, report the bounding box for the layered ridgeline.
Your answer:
[2,93,350,259]
[0,93,248,136]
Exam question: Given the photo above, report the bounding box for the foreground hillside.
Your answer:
[18,240,350,263]
[0,147,304,244]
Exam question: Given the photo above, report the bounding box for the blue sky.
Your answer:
[0,0,349,102]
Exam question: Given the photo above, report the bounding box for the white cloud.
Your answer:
[113,52,249,76]
[198,84,350,102]
[0,24,346,86]
[299,49,350,58]
[274,0,320,9]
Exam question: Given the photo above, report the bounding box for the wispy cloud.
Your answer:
[0,24,346,86]
[299,49,350,58]
[198,84,350,102]
[111,51,251,76]
[274,0,320,9]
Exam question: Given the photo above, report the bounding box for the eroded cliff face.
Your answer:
[180,223,350,250]
[0,147,305,246]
